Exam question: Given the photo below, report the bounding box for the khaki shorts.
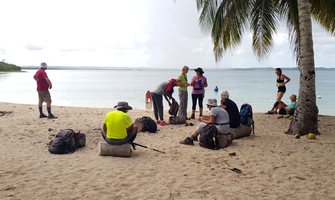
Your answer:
[38,91,52,103]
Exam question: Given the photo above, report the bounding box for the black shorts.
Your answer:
[277,86,286,93]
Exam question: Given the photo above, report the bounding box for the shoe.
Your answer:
[265,111,277,114]
[189,114,195,119]
[47,114,58,119]
[39,114,47,118]
[180,137,194,145]
[156,120,161,125]
[160,121,169,126]
[199,113,202,117]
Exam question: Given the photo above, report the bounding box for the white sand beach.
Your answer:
[0,102,334,199]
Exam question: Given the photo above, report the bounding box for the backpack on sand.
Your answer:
[199,124,220,150]
[169,100,179,116]
[139,116,157,133]
[240,103,255,134]
[48,129,86,154]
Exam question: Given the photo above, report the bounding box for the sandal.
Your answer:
[180,137,194,145]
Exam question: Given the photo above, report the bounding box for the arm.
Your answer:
[282,74,290,85]
[203,77,208,88]
[45,77,53,89]
[102,123,107,133]
[198,115,216,124]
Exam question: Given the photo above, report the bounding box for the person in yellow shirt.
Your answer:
[101,101,138,145]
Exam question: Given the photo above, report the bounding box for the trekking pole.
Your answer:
[132,142,165,154]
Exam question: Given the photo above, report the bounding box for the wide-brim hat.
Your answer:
[207,98,218,106]
[194,67,204,74]
[114,101,133,110]
[40,62,48,68]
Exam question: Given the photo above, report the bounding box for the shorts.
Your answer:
[103,130,136,145]
[277,86,286,93]
[38,91,52,103]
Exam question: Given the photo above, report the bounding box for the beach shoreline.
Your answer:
[1,102,335,199]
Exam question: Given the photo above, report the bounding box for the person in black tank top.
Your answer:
[266,68,291,114]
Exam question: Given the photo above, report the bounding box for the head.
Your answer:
[220,90,229,100]
[289,94,297,102]
[40,62,47,69]
[170,78,178,86]
[206,98,218,110]
[114,101,133,112]
[182,65,189,75]
[275,68,282,75]
[194,67,204,76]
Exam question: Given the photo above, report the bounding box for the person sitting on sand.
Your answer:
[101,101,138,145]
[145,90,152,103]
[180,98,230,145]
[220,90,241,128]
[276,94,297,117]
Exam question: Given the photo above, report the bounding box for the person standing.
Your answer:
[177,66,190,118]
[33,62,57,119]
[152,78,179,126]
[189,67,207,119]
[267,68,291,114]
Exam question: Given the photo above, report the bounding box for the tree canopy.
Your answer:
[0,61,21,72]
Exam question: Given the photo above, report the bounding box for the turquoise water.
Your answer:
[0,67,334,115]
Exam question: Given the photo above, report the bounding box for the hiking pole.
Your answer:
[132,142,165,154]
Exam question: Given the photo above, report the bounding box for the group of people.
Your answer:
[34,63,298,148]
[266,68,297,117]
[149,66,208,126]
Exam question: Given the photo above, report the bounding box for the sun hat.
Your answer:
[220,90,229,99]
[207,98,218,106]
[194,67,204,75]
[40,62,48,68]
[114,101,133,110]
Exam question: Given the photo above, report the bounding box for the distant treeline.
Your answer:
[0,62,21,71]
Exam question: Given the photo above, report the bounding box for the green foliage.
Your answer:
[0,61,21,71]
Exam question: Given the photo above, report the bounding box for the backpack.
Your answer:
[240,103,255,134]
[140,116,157,133]
[168,100,179,116]
[169,115,186,124]
[48,129,86,154]
[199,124,219,150]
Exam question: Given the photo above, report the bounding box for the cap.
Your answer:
[194,67,204,74]
[220,90,229,99]
[207,98,218,106]
[114,101,133,110]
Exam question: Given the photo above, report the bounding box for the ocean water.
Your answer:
[0,67,334,116]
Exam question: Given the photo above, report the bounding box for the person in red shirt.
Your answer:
[33,62,57,119]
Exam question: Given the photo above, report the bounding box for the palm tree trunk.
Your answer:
[286,0,319,135]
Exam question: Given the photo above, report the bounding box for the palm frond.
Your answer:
[310,0,335,35]
[250,0,279,60]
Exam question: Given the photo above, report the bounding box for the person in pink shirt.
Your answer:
[189,67,208,119]
[33,62,57,119]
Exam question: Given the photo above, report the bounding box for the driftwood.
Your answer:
[98,142,132,157]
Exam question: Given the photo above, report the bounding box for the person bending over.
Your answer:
[180,98,230,145]
[220,90,241,128]
[151,78,179,126]
[101,101,138,145]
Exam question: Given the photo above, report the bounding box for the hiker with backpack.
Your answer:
[220,90,241,128]
[100,101,138,145]
[151,78,180,126]
[180,98,230,146]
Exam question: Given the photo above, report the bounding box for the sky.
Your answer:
[1,0,334,69]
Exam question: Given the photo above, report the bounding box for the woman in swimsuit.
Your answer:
[267,68,290,114]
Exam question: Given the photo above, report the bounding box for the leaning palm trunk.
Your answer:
[286,0,318,135]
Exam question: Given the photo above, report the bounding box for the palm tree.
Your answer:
[195,0,335,135]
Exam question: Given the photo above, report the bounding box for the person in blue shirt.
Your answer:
[214,86,219,92]
[276,94,297,116]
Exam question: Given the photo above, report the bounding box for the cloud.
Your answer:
[0,0,334,68]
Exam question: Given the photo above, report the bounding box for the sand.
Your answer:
[0,102,335,200]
